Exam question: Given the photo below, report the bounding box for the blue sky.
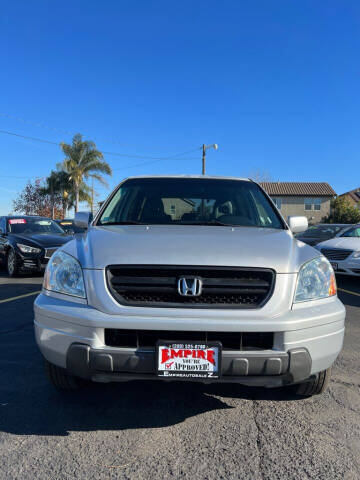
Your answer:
[1,0,360,215]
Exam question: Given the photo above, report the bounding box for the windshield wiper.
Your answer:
[100,221,145,226]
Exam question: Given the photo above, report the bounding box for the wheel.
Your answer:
[44,360,83,390]
[6,248,20,277]
[294,367,332,396]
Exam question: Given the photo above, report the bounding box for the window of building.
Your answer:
[304,198,321,211]
[271,197,282,210]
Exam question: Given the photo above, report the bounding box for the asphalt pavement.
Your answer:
[0,270,359,479]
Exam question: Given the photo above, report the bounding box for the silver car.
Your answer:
[315,224,360,276]
[34,176,345,396]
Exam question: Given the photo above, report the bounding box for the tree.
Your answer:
[12,179,63,218]
[65,180,92,214]
[40,170,69,219]
[59,134,112,212]
[324,197,360,224]
[41,170,92,218]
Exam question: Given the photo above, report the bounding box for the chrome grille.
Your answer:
[106,265,275,309]
[321,248,353,261]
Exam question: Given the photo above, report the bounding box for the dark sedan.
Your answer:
[55,218,87,234]
[295,223,352,246]
[0,215,72,276]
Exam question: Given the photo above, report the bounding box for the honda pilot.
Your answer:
[34,176,345,396]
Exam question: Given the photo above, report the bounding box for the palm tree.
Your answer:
[41,170,69,219]
[42,170,94,218]
[66,181,92,214]
[59,134,112,212]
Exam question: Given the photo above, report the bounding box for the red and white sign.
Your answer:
[157,342,220,378]
[9,219,26,224]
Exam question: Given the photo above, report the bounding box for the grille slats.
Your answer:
[321,248,353,260]
[105,329,274,351]
[107,265,275,308]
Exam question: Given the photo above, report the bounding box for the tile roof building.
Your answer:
[259,182,336,224]
[338,188,360,208]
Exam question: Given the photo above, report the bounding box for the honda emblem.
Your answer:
[178,277,203,297]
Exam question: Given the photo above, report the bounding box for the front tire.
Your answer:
[44,360,83,390]
[6,248,20,277]
[294,367,332,396]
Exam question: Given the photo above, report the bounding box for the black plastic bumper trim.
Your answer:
[66,343,312,386]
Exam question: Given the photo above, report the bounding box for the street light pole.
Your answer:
[202,144,206,175]
[201,143,218,175]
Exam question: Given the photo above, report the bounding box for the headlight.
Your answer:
[352,251,360,259]
[17,243,41,254]
[43,250,86,298]
[294,257,336,303]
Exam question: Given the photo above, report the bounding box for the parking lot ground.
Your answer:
[0,272,359,480]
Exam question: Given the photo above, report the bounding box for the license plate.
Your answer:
[156,341,221,379]
[331,262,338,271]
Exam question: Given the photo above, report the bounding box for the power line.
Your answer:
[0,128,201,160]
[0,129,59,145]
[112,155,196,171]
[0,112,199,153]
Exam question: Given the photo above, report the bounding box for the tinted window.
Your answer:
[98,178,284,229]
[341,226,360,238]
[7,218,65,234]
[300,225,339,238]
[60,221,85,233]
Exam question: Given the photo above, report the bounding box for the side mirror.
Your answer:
[288,216,308,234]
[74,212,92,229]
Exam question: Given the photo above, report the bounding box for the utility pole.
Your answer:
[202,144,206,175]
[201,144,218,175]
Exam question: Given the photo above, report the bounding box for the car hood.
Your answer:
[62,225,319,273]
[316,237,360,251]
[295,236,322,246]
[10,233,71,248]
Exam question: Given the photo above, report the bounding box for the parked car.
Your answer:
[295,223,351,246]
[34,176,345,396]
[0,215,72,276]
[316,224,360,276]
[55,218,87,235]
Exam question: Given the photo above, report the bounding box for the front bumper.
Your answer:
[329,258,360,276]
[66,342,312,387]
[34,291,346,387]
[16,251,48,272]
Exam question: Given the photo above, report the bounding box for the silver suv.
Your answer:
[34,176,345,396]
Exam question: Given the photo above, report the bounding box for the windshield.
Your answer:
[8,218,65,234]
[340,226,360,238]
[59,220,85,234]
[98,178,284,229]
[300,225,341,238]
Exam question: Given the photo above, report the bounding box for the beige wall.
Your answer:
[273,196,331,224]
[162,198,194,220]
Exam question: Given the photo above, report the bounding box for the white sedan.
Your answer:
[316,224,360,276]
